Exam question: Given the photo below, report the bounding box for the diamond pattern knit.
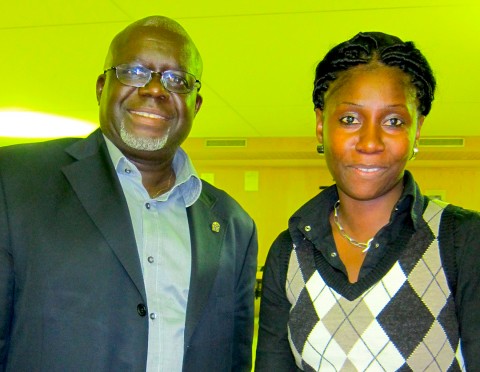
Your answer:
[286,200,465,371]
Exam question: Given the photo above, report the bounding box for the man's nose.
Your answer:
[138,74,170,98]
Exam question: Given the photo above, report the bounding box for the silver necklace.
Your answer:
[333,200,373,253]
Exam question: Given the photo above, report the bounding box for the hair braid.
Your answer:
[313,32,436,116]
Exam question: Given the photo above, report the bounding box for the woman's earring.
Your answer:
[317,144,324,154]
[410,146,419,160]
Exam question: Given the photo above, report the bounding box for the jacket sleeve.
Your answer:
[0,172,14,370]
[255,231,300,372]
[448,206,480,370]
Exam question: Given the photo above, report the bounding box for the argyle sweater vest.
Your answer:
[286,200,465,371]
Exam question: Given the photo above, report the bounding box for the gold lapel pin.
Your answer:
[211,221,220,233]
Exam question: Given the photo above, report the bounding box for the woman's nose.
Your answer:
[355,123,385,153]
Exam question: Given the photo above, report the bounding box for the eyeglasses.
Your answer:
[104,64,201,94]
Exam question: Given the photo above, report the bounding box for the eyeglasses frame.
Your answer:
[104,64,201,93]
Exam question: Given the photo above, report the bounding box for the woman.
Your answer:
[255,32,479,371]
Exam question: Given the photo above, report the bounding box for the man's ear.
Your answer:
[96,74,106,105]
[194,94,203,116]
[315,108,324,144]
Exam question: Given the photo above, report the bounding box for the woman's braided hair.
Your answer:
[312,32,436,116]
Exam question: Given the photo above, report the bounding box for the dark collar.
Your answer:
[288,170,425,246]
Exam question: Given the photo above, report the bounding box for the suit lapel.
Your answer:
[61,130,146,301]
[184,188,227,345]
[63,135,226,342]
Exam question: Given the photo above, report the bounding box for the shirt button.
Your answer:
[304,225,311,232]
[147,256,154,263]
[149,313,157,320]
[375,243,380,248]
[330,252,337,258]
[137,304,147,317]
[125,168,131,174]
[145,203,151,209]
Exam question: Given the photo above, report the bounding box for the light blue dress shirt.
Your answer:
[105,137,202,372]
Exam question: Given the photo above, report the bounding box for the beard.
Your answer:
[119,121,169,151]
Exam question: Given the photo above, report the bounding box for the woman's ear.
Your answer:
[416,115,425,141]
[315,108,324,144]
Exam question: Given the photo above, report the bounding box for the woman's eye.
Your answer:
[385,117,404,127]
[340,116,359,125]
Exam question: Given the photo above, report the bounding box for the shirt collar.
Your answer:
[103,135,202,207]
[288,170,425,246]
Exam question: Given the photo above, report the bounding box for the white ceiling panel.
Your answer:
[0,1,478,139]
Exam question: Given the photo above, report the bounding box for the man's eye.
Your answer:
[340,116,359,125]
[165,73,188,86]
[129,67,148,77]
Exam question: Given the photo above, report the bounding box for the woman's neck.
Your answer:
[335,185,403,242]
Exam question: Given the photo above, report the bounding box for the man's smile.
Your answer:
[129,109,172,121]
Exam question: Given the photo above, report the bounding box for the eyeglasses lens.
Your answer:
[116,66,150,88]
[161,71,194,94]
[115,65,197,93]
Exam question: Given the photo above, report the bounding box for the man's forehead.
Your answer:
[117,38,190,66]
[116,25,186,47]
[105,21,202,76]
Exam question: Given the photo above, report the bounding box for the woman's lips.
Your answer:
[355,167,382,172]
[348,165,386,176]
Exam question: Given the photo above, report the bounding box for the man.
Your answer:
[0,16,258,371]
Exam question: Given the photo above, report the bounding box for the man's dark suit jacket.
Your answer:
[0,130,258,371]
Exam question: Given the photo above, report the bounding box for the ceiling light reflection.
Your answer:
[0,110,97,138]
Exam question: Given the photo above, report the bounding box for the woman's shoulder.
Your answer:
[440,203,480,261]
[268,230,294,261]
[444,203,480,231]
[263,230,295,280]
